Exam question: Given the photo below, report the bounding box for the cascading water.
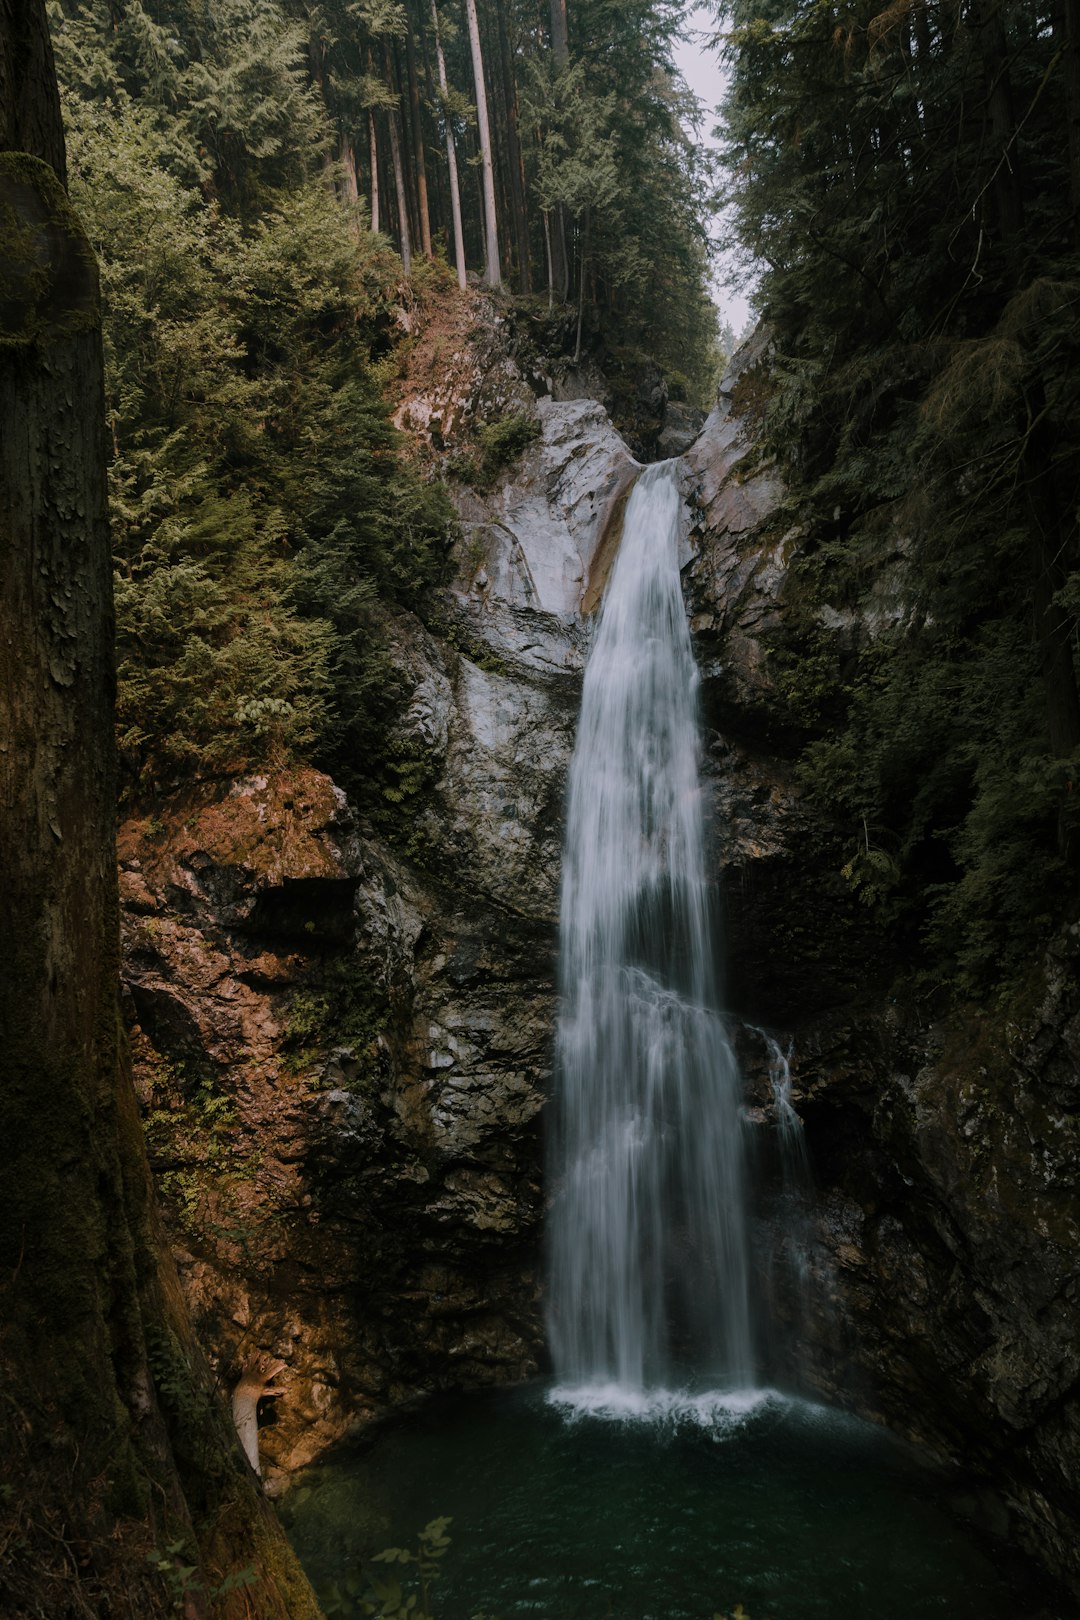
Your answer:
[547,460,753,1400]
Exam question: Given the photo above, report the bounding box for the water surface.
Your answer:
[281,1384,1070,1620]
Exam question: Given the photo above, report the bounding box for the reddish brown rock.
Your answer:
[120,769,548,1491]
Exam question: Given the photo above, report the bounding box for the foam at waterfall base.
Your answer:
[546,1381,789,1436]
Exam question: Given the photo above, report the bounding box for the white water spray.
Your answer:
[547,461,753,1400]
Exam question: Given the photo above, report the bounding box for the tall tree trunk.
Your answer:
[550,0,569,66]
[340,128,364,239]
[393,37,421,252]
[429,0,467,287]
[464,0,502,285]
[972,0,1025,242]
[404,3,433,256]
[0,0,66,181]
[573,204,590,361]
[383,44,412,274]
[542,206,555,308]
[495,0,531,292]
[368,105,381,232]
[1058,0,1080,245]
[0,8,321,1618]
[340,128,360,204]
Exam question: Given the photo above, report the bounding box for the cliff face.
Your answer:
[119,392,634,1487]
[683,354,1080,1595]
[120,326,1080,1595]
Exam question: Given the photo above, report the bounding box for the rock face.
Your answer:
[121,319,1080,1600]
[782,970,1080,1595]
[119,395,636,1488]
[681,347,1080,1598]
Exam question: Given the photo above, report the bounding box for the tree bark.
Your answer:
[404,2,433,256]
[339,128,364,240]
[0,0,66,182]
[430,0,467,287]
[495,0,531,292]
[369,105,381,233]
[971,0,1025,242]
[394,36,422,252]
[1058,0,1080,245]
[383,44,412,274]
[542,205,555,308]
[573,203,590,361]
[464,0,502,285]
[0,11,321,1617]
[550,0,569,67]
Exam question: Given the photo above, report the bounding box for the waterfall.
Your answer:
[547,461,753,1399]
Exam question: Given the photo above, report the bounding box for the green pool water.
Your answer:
[280,1383,1073,1620]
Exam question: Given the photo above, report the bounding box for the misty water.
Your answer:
[547,461,750,1393]
[283,463,1073,1619]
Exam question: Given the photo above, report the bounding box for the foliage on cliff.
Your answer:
[52,0,455,800]
[717,0,1080,990]
[49,0,725,801]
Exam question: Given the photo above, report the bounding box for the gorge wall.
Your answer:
[119,313,1080,1598]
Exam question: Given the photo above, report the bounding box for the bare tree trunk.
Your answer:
[387,107,412,272]
[0,9,322,1617]
[550,0,569,66]
[464,0,502,285]
[573,204,589,361]
[542,206,554,308]
[340,128,364,240]
[972,0,1024,241]
[0,0,66,181]
[429,0,467,287]
[404,2,433,256]
[1058,0,1080,245]
[382,44,412,274]
[340,128,360,204]
[369,106,380,232]
[496,0,531,291]
[394,37,421,251]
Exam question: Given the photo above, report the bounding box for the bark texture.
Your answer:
[0,0,66,182]
[0,18,322,1615]
[430,0,466,287]
[464,0,501,286]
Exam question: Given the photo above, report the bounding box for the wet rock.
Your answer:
[119,314,1080,1602]
[656,401,707,459]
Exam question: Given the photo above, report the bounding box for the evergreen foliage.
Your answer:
[717,0,1080,990]
[49,0,727,800]
[52,0,453,798]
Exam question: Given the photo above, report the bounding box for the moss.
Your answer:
[0,153,100,347]
[282,962,389,1097]
[729,361,777,421]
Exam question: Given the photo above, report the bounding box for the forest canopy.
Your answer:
[715,0,1080,991]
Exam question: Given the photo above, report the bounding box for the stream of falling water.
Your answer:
[546,460,753,1405]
